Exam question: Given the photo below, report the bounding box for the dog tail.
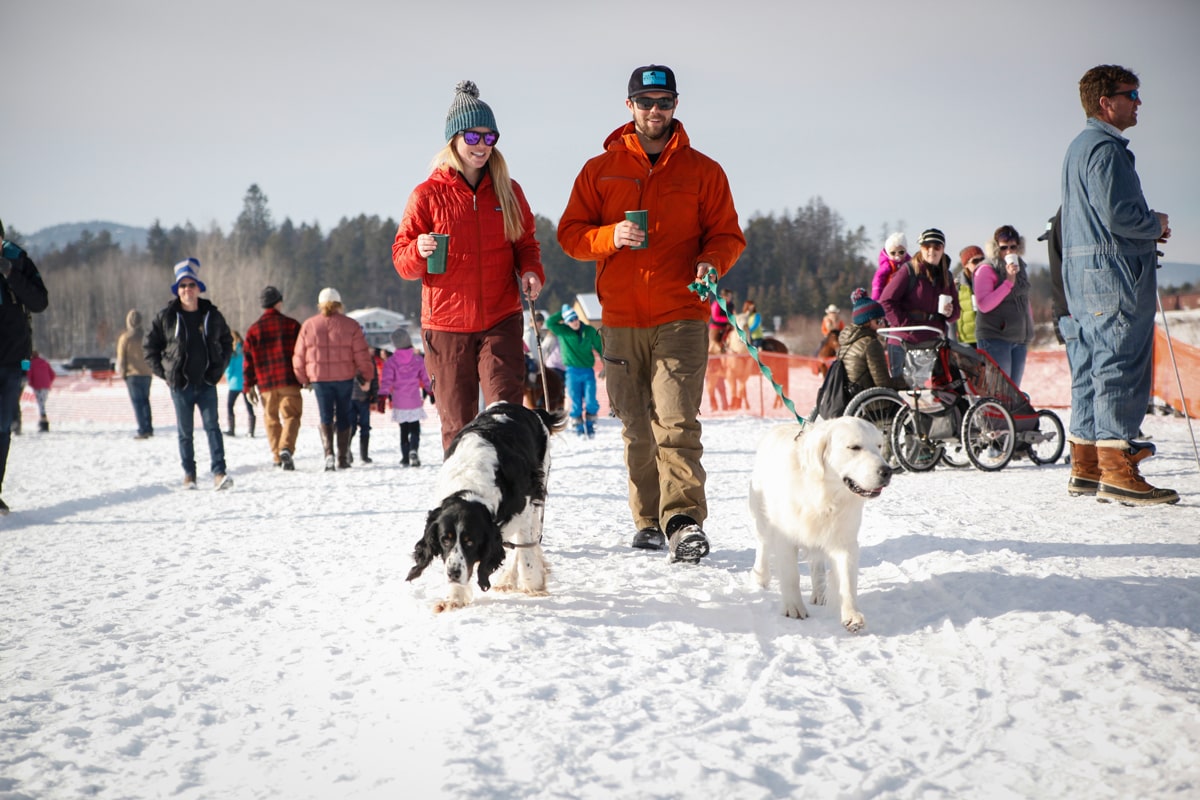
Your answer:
[536,407,568,435]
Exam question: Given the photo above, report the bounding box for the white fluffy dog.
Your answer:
[749,416,892,633]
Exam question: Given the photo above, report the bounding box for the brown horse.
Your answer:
[813,329,840,376]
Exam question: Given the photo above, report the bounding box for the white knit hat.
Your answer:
[318,287,342,305]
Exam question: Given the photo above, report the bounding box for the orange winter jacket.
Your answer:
[557,120,745,328]
[392,167,543,333]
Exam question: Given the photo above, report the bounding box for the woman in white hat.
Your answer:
[293,287,374,471]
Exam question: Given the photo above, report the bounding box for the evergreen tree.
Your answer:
[233,184,275,257]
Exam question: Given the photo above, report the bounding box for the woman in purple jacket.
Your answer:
[879,228,961,377]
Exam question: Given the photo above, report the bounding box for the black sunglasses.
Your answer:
[631,96,676,111]
[1108,89,1140,101]
[461,130,499,146]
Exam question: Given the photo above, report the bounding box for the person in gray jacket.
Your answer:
[974,225,1034,387]
[1059,64,1176,506]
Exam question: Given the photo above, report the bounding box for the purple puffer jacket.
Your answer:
[379,348,431,411]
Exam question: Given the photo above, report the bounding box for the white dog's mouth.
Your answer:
[844,477,884,498]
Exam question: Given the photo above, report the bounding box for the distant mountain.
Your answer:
[22,221,150,257]
[1026,259,1199,291]
[1157,261,1200,291]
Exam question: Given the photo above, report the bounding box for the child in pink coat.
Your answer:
[378,327,432,467]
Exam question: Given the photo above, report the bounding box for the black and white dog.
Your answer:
[408,401,566,612]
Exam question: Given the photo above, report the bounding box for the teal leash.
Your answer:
[688,267,807,426]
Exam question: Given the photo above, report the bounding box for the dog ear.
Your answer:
[406,510,442,582]
[797,422,832,477]
[475,521,507,592]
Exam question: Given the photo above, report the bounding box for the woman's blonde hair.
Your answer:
[431,140,525,242]
[320,301,343,317]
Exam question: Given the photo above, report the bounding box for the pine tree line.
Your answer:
[19,186,877,358]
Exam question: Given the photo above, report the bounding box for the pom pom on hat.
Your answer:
[390,326,412,350]
[260,285,283,308]
[318,287,341,305]
[851,287,885,325]
[445,80,498,142]
[172,257,205,295]
[561,304,579,323]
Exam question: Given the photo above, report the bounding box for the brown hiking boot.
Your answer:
[1067,441,1101,496]
[1096,446,1179,506]
[319,423,336,471]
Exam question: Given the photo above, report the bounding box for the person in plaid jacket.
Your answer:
[243,286,303,470]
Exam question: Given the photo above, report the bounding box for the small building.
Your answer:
[347,307,411,350]
[573,293,603,327]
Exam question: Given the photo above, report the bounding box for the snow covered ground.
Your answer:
[1,399,1198,799]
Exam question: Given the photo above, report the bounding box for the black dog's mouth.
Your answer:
[844,477,884,498]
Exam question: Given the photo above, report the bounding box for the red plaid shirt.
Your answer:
[243,308,302,391]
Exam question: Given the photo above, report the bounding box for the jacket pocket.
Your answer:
[1080,265,1120,317]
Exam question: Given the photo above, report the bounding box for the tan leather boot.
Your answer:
[1096,445,1179,506]
[1067,441,1100,496]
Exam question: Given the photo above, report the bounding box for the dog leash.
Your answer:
[515,270,553,411]
[688,267,807,426]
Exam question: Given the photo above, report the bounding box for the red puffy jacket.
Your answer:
[392,167,544,333]
[557,120,745,329]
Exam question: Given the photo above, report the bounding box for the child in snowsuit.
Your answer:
[546,304,603,437]
[378,327,431,466]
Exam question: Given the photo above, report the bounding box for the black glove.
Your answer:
[1053,317,1066,345]
[0,256,11,279]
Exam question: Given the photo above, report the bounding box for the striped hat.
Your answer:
[851,288,885,325]
[444,80,497,142]
[171,257,205,295]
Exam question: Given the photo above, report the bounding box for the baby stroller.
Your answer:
[878,326,1062,472]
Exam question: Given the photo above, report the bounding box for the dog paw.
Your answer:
[842,613,866,633]
[782,602,809,620]
[810,591,827,606]
[433,598,467,613]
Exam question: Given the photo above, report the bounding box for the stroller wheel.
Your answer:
[961,399,1016,471]
[891,406,944,472]
[1027,410,1066,465]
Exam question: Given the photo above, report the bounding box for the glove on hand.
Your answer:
[245,386,259,406]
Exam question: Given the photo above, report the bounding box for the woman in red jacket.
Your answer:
[392,80,545,454]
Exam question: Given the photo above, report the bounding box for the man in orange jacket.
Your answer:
[558,64,745,564]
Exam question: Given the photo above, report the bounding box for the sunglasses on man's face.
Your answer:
[998,243,1020,252]
[631,96,676,111]
[177,282,198,289]
[461,130,499,146]
[1108,89,1140,101]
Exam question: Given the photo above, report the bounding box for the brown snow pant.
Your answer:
[424,313,525,455]
[602,319,709,533]
[262,385,303,463]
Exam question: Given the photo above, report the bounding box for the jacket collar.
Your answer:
[603,119,691,166]
[1087,116,1129,146]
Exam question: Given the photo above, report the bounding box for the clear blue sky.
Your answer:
[8,0,1200,261]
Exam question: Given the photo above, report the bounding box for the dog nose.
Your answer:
[447,565,462,581]
[879,464,894,482]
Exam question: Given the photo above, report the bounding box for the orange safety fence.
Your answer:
[1153,327,1200,418]
[15,336,1195,426]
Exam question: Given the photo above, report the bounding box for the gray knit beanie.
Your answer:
[444,80,497,142]
[391,326,412,350]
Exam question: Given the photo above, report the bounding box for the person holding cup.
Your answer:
[558,64,745,563]
[878,228,960,358]
[973,224,1034,387]
[391,80,545,454]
